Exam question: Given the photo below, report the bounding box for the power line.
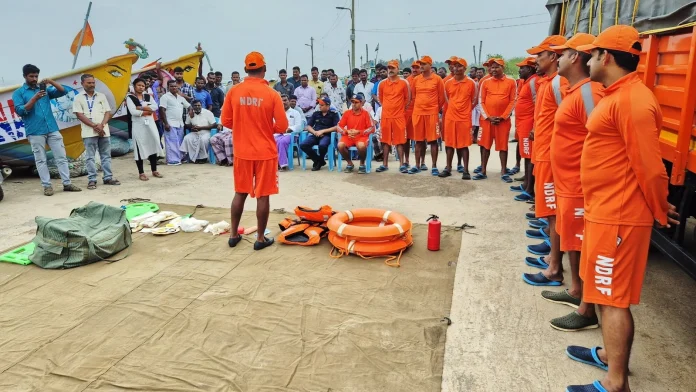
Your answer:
[357,21,548,34]
[318,0,349,41]
[359,13,547,32]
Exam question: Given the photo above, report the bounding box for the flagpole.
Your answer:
[72,1,93,69]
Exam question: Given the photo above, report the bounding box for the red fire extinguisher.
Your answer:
[427,214,441,251]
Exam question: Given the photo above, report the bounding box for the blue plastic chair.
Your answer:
[286,132,303,170]
[337,134,374,173]
[299,131,336,171]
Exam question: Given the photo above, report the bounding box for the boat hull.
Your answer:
[0,54,138,167]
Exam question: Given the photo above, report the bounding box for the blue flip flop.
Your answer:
[510,185,524,192]
[566,380,609,392]
[566,346,609,371]
[408,167,421,174]
[376,165,389,173]
[522,272,563,286]
[472,173,488,180]
[528,219,547,229]
[539,218,549,225]
[457,164,464,173]
[399,165,408,173]
[527,239,551,255]
[509,166,520,175]
[525,212,536,220]
[525,256,549,269]
[473,165,482,174]
[431,168,440,176]
[514,192,533,202]
[526,229,546,239]
[501,175,513,183]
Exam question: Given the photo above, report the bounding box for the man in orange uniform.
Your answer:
[520,35,568,276]
[409,56,445,175]
[439,58,476,179]
[442,56,463,171]
[531,33,604,332]
[221,52,288,251]
[509,57,537,198]
[474,59,516,182]
[564,25,678,392]
[337,93,375,174]
[472,58,496,174]
[376,60,411,173]
[403,61,421,169]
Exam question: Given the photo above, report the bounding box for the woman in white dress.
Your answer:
[127,78,163,181]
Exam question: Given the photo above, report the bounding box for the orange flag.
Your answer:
[70,22,95,55]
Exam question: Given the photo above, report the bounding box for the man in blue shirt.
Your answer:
[12,64,81,196]
[193,77,213,112]
[300,97,339,171]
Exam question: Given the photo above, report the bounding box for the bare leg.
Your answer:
[338,143,353,167]
[444,146,454,171]
[420,141,426,165]
[230,192,248,238]
[415,141,424,167]
[403,139,411,165]
[480,148,491,176]
[527,162,536,196]
[541,215,564,280]
[382,144,390,167]
[522,158,531,189]
[460,147,469,173]
[598,306,634,392]
[430,141,439,168]
[500,150,508,176]
[515,144,521,170]
[396,144,404,166]
[357,143,368,165]
[568,250,597,318]
[256,195,270,242]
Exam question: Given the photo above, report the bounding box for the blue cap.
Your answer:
[317,97,331,105]
[353,92,365,102]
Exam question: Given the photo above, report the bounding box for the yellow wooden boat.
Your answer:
[0,53,139,167]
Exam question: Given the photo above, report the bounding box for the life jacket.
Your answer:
[294,205,335,222]
[278,217,303,231]
[278,222,329,246]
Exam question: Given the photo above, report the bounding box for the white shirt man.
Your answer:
[159,91,190,128]
[324,80,346,114]
[180,107,216,162]
[353,80,374,107]
[73,91,112,138]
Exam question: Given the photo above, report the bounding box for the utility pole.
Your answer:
[305,37,314,67]
[413,41,419,59]
[348,50,351,73]
[399,54,403,66]
[285,48,288,71]
[72,1,93,69]
[360,55,363,67]
[472,45,477,64]
[478,41,483,65]
[336,2,356,69]
[365,44,369,68]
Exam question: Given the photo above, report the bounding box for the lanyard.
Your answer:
[85,93,96,118]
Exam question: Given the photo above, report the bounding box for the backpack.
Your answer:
[29,202,132,269]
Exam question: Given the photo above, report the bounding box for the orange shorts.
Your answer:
[405,113,414,140]
[233,157,279,198]
[516,120,534,159]
[444,119,472,149]
[478,117,511,151]
[340,135,369,148]
[556,196,585,252]
[412,114,439,142]
[580,221,652,308]
[380,117,407,145]
[533,161,556,218]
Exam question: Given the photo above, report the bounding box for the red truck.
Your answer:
[547,0,696,278]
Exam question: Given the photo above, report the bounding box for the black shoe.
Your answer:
[254,236,274,250]
[228,235,242,247]
[438,169,452,178]
[311,164,321,171]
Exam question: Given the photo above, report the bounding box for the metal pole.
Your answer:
[478,41,483,65]
[399,54,403,65]
[413,41,419,59]
[366,44,369,68]
[351,0,356,69]
[311,37,314,67]
[72,1,92,69]
[473,45,477,64]
[285,48,288,71]
[348,50,351,74]
[360,56,363,67]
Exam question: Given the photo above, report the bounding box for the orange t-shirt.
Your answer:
[581,72,669,226]
[550,78,604,197]
[405,75,416,115]
[338,108,373,131]
[479,76,517,119]
[444,76,476,122]
[534,72,568,162]
[515,75,538,128]
[411,73,445,116]
[220,77,288,160]
[378,77,410,119]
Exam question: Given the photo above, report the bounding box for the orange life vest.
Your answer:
[294,205,335,222]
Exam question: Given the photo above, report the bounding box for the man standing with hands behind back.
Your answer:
[221,52,288,251]
[12,64,81,196]
[73,73,121,190]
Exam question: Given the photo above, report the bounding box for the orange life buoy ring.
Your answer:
[327,209,412,242]
[328,231,413,256]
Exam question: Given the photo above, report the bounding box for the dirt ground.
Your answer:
[1,147,695,391]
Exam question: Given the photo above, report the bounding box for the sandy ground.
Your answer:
[1,146,695,391]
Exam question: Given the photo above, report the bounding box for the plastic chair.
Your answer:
[286,132,303,170]
[337,134,374,173]
[299,131,336,171]
[208,128,217,164]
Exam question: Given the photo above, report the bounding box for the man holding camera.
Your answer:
[12,64,81,196]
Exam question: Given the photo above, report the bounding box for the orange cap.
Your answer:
[387,60,400,69]
[489,58,505,67]
[418,56,433,65]
[244,51,266,70]
[527,35,567,55]
[576,25,641,55]
[515,57,537,67]
[445,56,459,64]
[550,33,597,52]
[411,61,421,68]
[456,58,468,68]
[482,58,494,67]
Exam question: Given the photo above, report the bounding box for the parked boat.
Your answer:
[0,53,139,168]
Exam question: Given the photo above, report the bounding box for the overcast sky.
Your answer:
[1,0,550,86]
